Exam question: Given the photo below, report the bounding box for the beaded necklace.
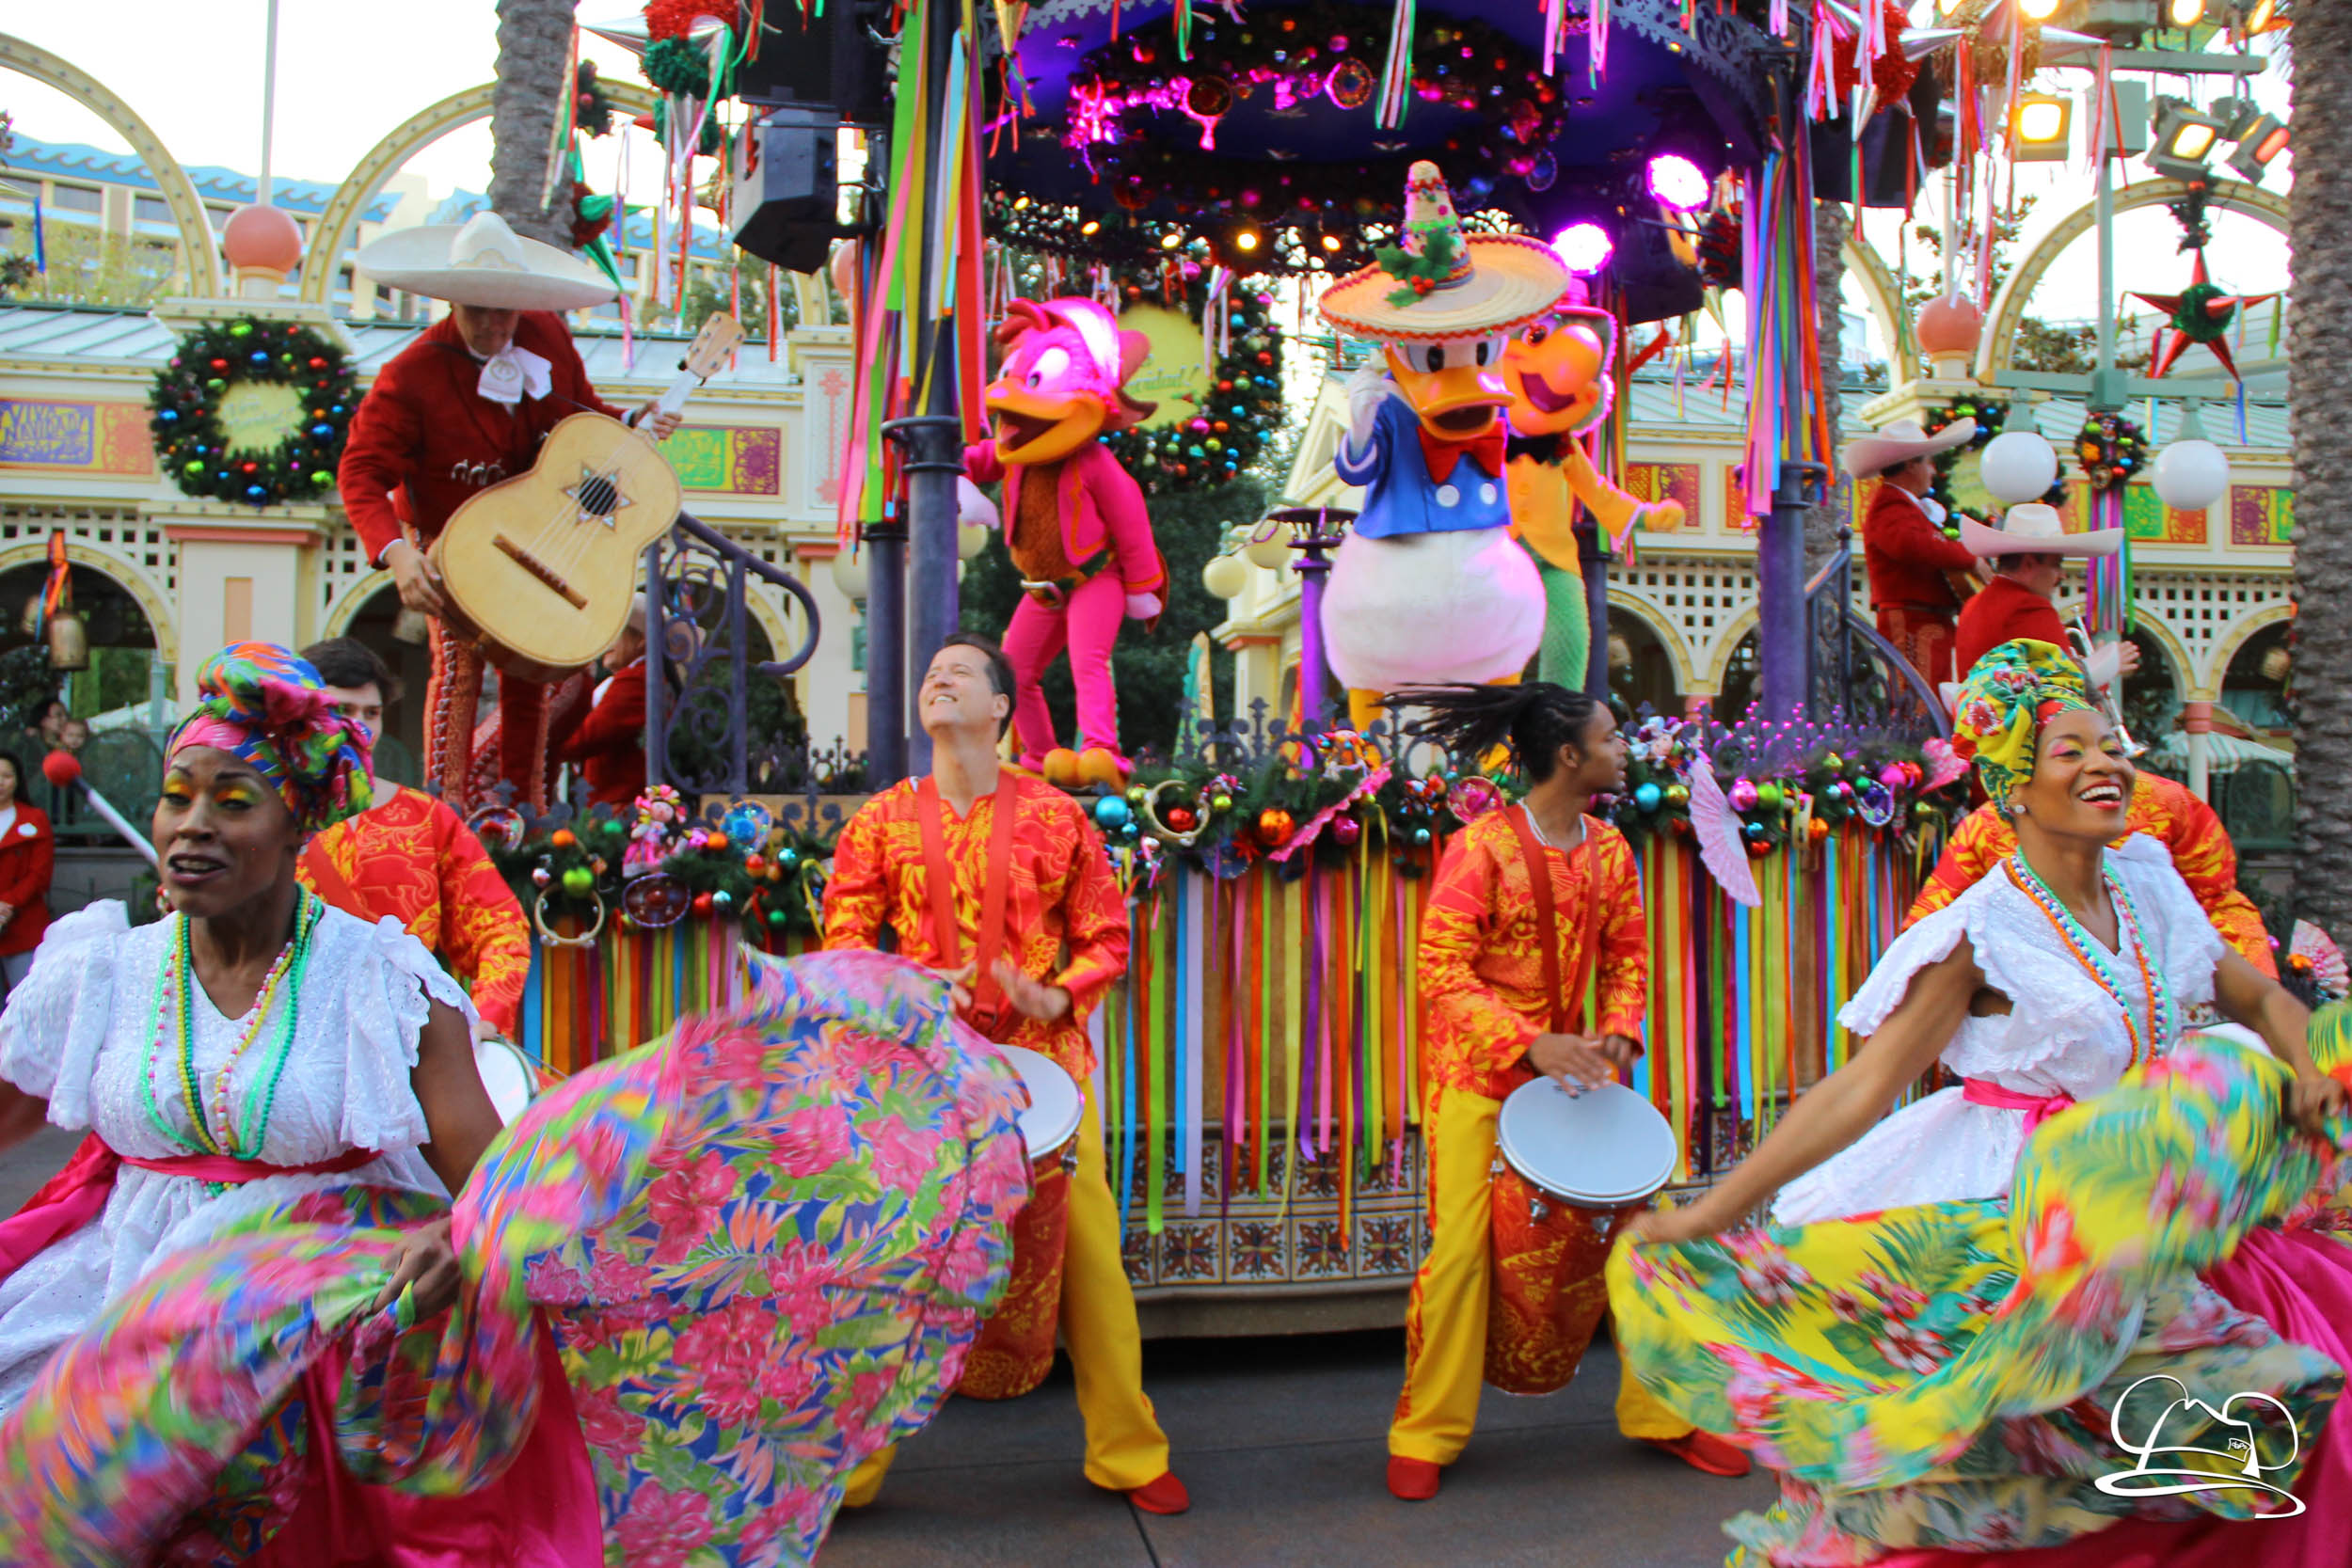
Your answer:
[141,890,324,1159]
[2003,855,2174,1068]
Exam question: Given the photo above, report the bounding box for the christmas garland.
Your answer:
[149,318,356,508]
[2075,412,2147,494]
[1000,0,1574,272]
[1099,265,1286,492]
[1923,394,2005,522]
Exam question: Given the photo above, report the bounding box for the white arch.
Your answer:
[0,539,178,666]
[1606,587,1698,692]
[2200,600,2295,702]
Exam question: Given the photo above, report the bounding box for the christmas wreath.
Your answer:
[1098,264,1287,493]
[997,0,1576,271]
[149,318,357,508]
[1923,395,2006,521]
[2075,413,2147,494]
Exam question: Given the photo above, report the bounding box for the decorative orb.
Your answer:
[1211,793,1233,814]
[1755,782,1785,811]
[1330,815,1361,847]
[711,890,732,911]
[1258,807,1295,844]
[550,829,577,849]
[1201,553,1250,599]
[1664,784,1689,807]
[1094,796,1133,830]
[1879,763,1908,790]
[777,847,800,870]
[221,202,306,275]
[2152,438,2231,512]
[1808,816,1831,841]
[1742,819,1767,841]
[1167,805,1198,832]
[707,831,730,852]
[745,854,767,877]
[1126,785,1147,806]
[531,867,552,888]
[1979,430,2060,505]
[561,866,595,895]
[1413,827,1433,846]
[1914,293,1984,361]
[1727,778,1758,811]
[1745,837,1772,858]
[768,907,789,927]
[1827,781,1850,800]
[1822,752,1844,772]
[1633,782,1662,812]
[1914,800,1939,821]
[692,892,715,917]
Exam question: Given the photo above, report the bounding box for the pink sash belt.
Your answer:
[1961,1078,2075,1133]
[0,1133,382,1281]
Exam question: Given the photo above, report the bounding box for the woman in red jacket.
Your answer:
[0,752,55,992]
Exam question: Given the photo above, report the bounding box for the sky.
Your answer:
[2,1,2297,369]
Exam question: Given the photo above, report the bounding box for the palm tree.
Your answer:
[2291,4,2352,933]
[490,0,580,245]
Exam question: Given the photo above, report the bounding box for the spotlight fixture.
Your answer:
[2147,95,2225,181]
[1645,153,1709,213]
[2209,98,2262,142]
[1160,230,1184,250]
[1231,225,1262,255]
[2011,92,2073,162]
[2018,0,2062,20]
[2168,0,2205,22]
[2239,0,2282,33]
[1550,222,1614,277]
[2226,113,2290,182]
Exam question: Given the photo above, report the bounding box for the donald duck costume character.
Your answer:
[1321,163,1572,728]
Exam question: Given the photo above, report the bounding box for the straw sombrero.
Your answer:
[358,211,618,311]
[1960,501,2122,558]
[1838,417,1977,478]
[1320,162,1569,342]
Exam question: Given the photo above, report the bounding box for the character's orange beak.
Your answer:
[1502,327,1606,436]
[1383,350,1507,440]
[984,383,1106,466]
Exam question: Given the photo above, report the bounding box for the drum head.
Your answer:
[474,1038,537,1126]
[997,1043,1083,1160]
[1496,1079,1677,1206]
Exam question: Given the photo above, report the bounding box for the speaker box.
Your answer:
[1614,218,1706,326]
[732,107,841,274]
[733,0,892,124]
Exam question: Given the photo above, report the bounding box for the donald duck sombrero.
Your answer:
[1320,162,1570,342]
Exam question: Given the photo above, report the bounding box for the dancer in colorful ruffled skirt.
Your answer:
[0,644,1028,1567]
[1607,640,2352,1565]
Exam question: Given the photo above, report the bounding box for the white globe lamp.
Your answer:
[1979,430,2059,505]
[1201,553,1250,600]
[2151,438,2230,513]
[830,549,869,603]
[1242,533,1292,571]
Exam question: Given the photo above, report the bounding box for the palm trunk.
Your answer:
[1806,200,1851,577]
[491,0,579,245]
[2291,7,2352,934]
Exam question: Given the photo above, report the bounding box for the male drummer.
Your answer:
[821,633,1189,1515]
[340,210,680,810]
[1388,681,1749,1500]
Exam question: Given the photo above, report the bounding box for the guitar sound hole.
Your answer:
[575,475,621,516]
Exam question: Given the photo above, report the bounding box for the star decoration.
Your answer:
[2129,250,2279,383]
[566,466,630,524]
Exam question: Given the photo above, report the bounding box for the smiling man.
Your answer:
[820,633,1187,1516]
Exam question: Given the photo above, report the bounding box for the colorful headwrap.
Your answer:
[1952,639,2096,813]
[166,642,373,835]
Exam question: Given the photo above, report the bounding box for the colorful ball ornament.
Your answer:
[1728,778,1759,811]
[550,829,578,849]
[1664,784,1690,807]
[1330,815,1361,847]
[561,866,595,895]
[1258,808,1295,845]
[1094,797,1133,830]
[1632,782,1662,812]
[1755,782,1785,811]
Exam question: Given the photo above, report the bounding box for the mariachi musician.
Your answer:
[340,211,681,810]
[1840,417,1981,689]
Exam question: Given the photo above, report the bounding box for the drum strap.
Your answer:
[914,771,1025,1033]
[1505,804,1602,1035]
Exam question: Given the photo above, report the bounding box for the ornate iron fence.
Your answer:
[1804,531,1950,743]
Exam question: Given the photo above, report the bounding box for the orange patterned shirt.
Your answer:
[297,785,533,1034]
[1419,811,1648,1101]
[822,774,1129,1078]
[1906,771,2276,977]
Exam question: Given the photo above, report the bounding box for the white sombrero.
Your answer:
[1960,501,2122,558]
[1320,162,1570,342]
[357,211,617,311]
[1838,417,1978,478]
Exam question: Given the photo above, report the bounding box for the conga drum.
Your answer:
[473,1037,548,1126]
[959,1043,1084,1400]
[1485,1077,1677,1395]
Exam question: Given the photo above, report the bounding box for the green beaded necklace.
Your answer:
[141,890,325,1160]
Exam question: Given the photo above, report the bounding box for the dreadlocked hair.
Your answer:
[1385,682,1602,784]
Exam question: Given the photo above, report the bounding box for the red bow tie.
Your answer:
[1418,424,1507,483]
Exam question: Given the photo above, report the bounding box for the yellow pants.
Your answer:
[1389,1083,1691,1465]
[843,1086,1169,1505]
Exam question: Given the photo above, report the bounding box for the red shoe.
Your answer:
[1643,1431,1753,1478]
[1127,1472,1190,1515]
[1386,1455,1443,1501]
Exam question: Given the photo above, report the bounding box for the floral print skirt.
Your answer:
[0,950,1029,1568]
[1607,1021,2352,1566]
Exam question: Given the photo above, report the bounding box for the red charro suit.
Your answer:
[549,660,647,812]
[1861,481,1979,688]
[338,311,627,808]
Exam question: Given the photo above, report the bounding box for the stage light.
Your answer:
[2148,96,2225,181]
[1645,153,1709,212]
[1160,230,1184,250]
[1232,226,1262,254]
[2241,0,2282,34]
[2226,113,2290,182]
[2209,98,2261,142]
[1550,222,1614,276]
[2168,0,2205,24]
[2012,92,2072,162]
[1320,231,1343,253]
[2019,0,2061,20]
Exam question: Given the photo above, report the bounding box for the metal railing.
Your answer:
[1804,530,1951,743]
